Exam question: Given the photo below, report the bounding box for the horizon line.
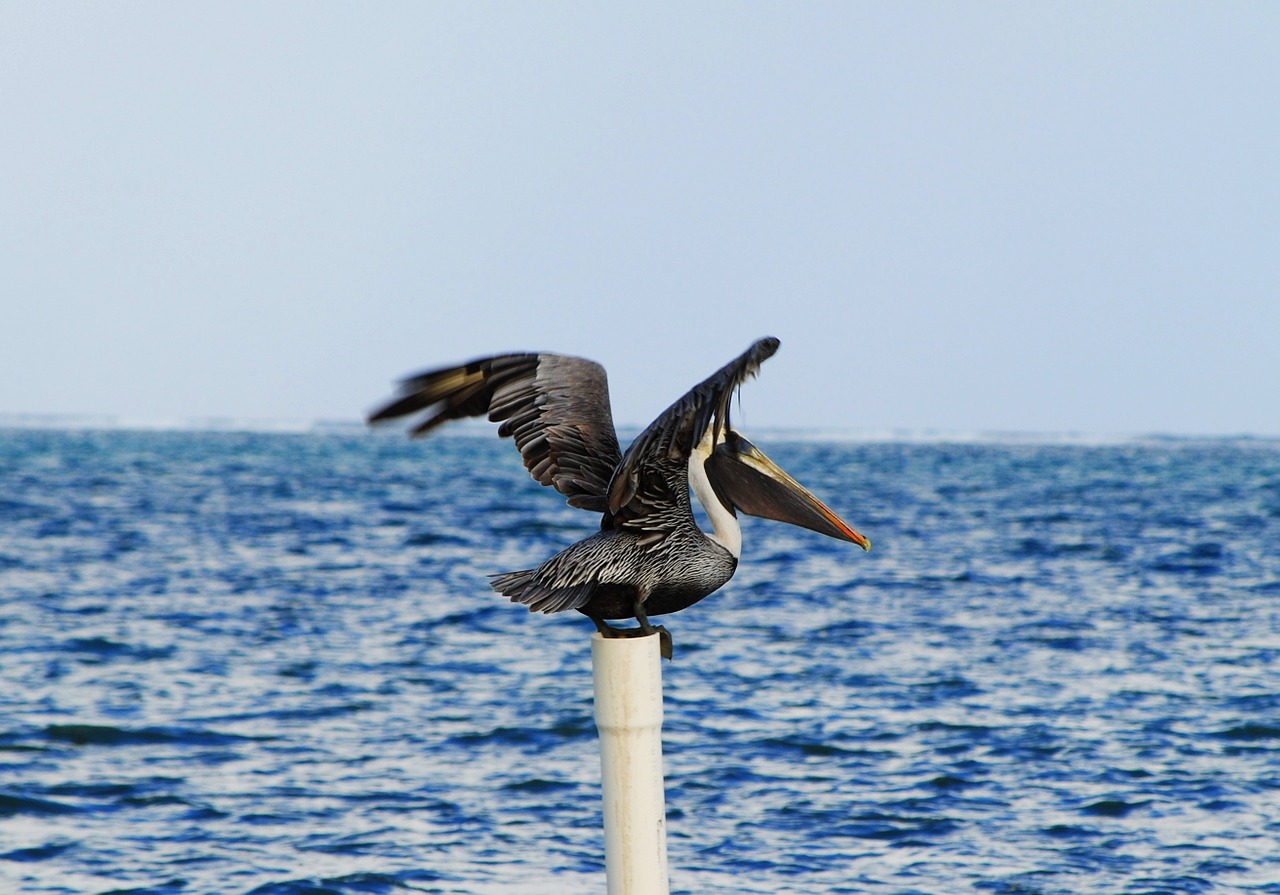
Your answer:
[2,412,1277,446]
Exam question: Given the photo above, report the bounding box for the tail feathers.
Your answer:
[490,569,597,614]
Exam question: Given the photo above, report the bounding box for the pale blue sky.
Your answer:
[3,3,1277,436]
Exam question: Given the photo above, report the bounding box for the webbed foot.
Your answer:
[654,625,673,660]
[587,615,674,659]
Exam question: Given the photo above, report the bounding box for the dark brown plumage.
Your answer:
[369,337,868,655]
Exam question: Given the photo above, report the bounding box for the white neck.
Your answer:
[688,429,742,559]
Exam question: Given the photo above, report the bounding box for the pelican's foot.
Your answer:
[655,625,673,660]
[589,618,674,659]
[636,622,674,660]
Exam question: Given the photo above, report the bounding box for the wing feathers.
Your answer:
[369,352,623,511]
[368,337,781,522]
[490,569,597,613]
[606,336,780,526]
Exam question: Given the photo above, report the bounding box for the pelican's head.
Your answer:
[704,430,871,550]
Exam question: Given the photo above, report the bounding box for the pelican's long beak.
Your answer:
[705,431,871,550]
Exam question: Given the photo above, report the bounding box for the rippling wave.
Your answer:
[2,429,1278,893]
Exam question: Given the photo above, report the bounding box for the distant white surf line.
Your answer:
[3,413,1274,446]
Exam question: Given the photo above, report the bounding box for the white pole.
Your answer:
[591,632,671,895]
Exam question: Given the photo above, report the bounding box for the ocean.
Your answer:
[2,427,1278,894]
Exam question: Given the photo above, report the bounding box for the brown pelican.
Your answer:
[368,336,869,656]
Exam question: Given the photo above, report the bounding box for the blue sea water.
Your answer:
[2,426,1279,894]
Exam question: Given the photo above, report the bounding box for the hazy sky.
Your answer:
[3,3,1277,436]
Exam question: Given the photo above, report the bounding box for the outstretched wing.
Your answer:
[368,353,623,512]
[606,336,780,535]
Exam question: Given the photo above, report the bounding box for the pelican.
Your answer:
[368,336,869,656]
